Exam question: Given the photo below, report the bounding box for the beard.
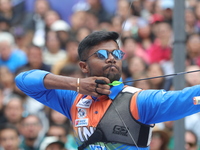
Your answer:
[87,63,122,83]
[103,65,121,83]
[103,72,121,83]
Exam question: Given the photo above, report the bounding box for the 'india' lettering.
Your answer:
[78,126,96,142]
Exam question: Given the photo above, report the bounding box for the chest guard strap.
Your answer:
[78,87,153,150]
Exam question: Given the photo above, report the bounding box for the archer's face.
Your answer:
[79,40,123,83]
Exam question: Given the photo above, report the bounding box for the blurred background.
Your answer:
[0,0,200,150]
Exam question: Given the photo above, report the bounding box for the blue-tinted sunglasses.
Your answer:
[82,49,125,61]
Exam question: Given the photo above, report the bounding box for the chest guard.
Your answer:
[78,87,153,150]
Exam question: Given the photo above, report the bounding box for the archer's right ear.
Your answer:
[79,61,89,74]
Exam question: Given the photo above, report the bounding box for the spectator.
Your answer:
[84,11,99,32]
[186,0,198,10]
[140,0,155,21]
[130,0,143,16]
[146,63,172,90]
[50,19,71,49]
[186,33,200,66]
[48,109,70,126]
[86,0,113,23]
[43,30,66,66]
[76,27,91,43]
[43,10,60,34]
[121,36,149,63]
[0,0,32,31]
[121,59,132,84]
[0,0,34,47]
[17,44,51,73]
[11,26,29,53]
[46,124,77,150]
[111,15,123,34]
[51,38,79,75]
[136,23,154,51]
[194,1,200,33]
[33,9,61,47]
[115,0,132,21]
[0,17,10,32]
[0,32,27,73]
[2,94,24,130]
[0,123,23,150]
[185,8,198,35]
[159,0,174,26]
[69,10,88,38]
[32,0,51,47]
[19,114,44,150]
[160,121,174,150]
[0,66,15,97]
[59,64,84,78]
[185,65,200,87]
[185,130,199,150]
[150,126,170,150]
[185,113,200,148]
[147,22,173,64]
[39,136,66,150]
[133,74,151,90]
[127,56,148,81]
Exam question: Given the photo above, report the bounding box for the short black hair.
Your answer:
[78,30,119,61]
[0,123,19,136]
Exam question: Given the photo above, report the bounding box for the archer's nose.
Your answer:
[106,53,116,63]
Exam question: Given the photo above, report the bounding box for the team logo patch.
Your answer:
[77,108,87,118]
[76,98,92,108]
[75,118,88,127]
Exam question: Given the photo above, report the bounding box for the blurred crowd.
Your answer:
[1,0,200,150]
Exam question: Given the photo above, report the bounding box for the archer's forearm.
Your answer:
[15,69,77,93]
[44,73,77,91]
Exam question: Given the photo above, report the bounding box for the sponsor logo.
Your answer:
[75,119,88,127]
[113,125,128,136]
[77,108,87,118]
[77,98,92,108]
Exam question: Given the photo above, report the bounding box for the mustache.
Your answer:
[103,65,120,71]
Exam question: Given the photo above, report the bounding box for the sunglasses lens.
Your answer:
[96,50,108,60]
[96,50,125,60]
[113,50,125,60]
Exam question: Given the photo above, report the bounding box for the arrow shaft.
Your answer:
[123,69,200,84]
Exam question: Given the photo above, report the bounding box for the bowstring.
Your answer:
[101,0,141,149]
[88,1,141,149]
[112,0,141,149]
[112,102,140,150]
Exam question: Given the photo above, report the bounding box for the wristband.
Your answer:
[77,78,80,92]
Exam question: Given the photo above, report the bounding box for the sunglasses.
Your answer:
[82,49,125,61]
[186,142,196,148]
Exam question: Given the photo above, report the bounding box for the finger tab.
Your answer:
[95,80,107,84]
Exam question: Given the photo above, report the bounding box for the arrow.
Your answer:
[108,69,200,86]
